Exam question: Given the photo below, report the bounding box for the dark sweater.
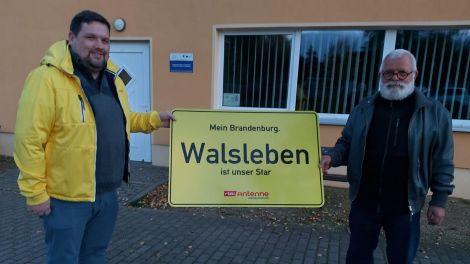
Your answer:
[71,50,126,194]
[358,91,416,214]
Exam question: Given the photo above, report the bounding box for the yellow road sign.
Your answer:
[169,109,324,207]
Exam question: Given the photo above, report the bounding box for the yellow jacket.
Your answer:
[14,40,162,205]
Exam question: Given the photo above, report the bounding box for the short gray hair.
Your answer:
[380,49,417,72]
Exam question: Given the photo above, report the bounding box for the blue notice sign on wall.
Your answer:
[170,53,193,73]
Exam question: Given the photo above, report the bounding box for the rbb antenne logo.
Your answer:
[224,191,236,197]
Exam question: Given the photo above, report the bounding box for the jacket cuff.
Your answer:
[149,111,163,129]
[26,192,50,206]
[429,192,449,208]
[322,147,340,167]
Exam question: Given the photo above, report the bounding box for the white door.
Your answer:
[110,41,152,162]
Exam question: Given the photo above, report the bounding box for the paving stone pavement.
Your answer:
[1,161,469,264]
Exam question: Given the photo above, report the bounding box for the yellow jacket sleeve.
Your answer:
[129,111,162,133]
[14,67,55,205]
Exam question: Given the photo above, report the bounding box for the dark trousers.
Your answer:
[346,201,420,264]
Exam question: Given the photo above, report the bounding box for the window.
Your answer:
[218,27,470,131]
[296,30,384,114]
[396,29,470,120]
[221,34,293,109]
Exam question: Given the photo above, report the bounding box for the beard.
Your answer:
[81,52,107,73]
[379,79,415,100]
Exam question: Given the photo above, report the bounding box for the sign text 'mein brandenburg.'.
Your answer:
[210,124,279,134]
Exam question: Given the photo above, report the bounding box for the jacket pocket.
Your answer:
[55,89,88,125]
[78,95,85,123]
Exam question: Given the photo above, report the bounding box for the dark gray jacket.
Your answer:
[327,89,454,214]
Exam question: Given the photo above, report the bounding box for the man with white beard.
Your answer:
[319,49,454,264]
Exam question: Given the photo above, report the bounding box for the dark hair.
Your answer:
[70,10,110,35]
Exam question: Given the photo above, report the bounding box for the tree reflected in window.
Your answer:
[396,30,470,120]
[296,30,384,114]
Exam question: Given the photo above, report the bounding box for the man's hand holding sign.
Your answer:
[169,110,324,207]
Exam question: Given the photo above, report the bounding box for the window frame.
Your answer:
[215,27,470,132]
[216,30,300,111]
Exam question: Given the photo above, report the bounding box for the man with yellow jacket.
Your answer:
[14,10,174,263]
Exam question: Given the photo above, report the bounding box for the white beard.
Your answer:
[379,80,415,100]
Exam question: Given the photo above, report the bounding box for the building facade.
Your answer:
[0,0,469,198]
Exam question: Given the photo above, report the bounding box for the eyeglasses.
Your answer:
[380,71,415,81]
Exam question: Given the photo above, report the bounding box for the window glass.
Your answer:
[222,34,292,108]
[296,30,384,113]
[396,30,470,120]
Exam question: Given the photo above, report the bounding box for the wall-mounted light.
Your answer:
[113,18,126,32]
